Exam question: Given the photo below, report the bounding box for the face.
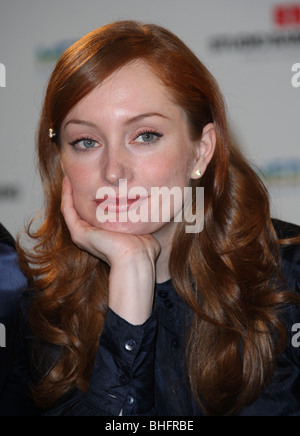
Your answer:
[59,61,212,243]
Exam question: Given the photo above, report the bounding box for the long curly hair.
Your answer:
[17,20,300,415]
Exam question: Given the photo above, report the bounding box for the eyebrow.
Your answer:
[63,112,170,129]
[125,112,170,125]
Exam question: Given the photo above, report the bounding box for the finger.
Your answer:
[61,178,109,259]
[61,177,90,247]
[61,177,77,222]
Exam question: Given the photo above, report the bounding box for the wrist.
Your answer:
[108,260,156,326]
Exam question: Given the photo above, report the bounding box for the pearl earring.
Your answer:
[195,170,202,178]
[49,128,56,139]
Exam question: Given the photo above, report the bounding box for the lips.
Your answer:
[95,195,147,212]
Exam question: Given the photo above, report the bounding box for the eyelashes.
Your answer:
[132,129,163,144]
[69,137,100,151]
[69,129,164,151]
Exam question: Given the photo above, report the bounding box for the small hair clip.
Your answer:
[49,128,56,139]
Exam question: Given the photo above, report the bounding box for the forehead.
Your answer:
[63,61,181,124]
[99,60,168,95]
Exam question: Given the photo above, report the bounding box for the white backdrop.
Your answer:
[0,0,299,237]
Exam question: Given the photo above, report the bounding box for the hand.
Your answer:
[61,177,161,324]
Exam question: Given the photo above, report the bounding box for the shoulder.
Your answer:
[272,219,300,293]
[0,223,15,250]
[272,219,300,240]
[0,223,27,316]
[0,225,30,408]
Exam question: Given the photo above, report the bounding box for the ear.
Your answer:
[190,123,216,180]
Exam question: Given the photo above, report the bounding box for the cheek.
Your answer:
[63,159,98,201]
[144,152,192,188]
[67,166,99,223]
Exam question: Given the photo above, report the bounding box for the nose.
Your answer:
[103,146,133,186]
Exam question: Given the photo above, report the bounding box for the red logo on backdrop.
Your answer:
[274,4,300,27]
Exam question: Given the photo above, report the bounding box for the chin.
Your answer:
[94,220,161,236]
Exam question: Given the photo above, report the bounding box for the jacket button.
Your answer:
[158,290,168,298]
[125,339,136,351]
[126,395,135,405]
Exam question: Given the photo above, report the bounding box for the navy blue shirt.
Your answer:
[41,220,300,416]
[1,220,300,415]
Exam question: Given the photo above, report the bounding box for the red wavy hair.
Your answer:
[17,20,300,415]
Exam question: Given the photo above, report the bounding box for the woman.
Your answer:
[18,20,300,416]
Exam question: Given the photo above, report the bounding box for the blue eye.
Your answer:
[134,131,163,144]
[139,133,156,142]
[70,137,100,151]
[81,139,97,148]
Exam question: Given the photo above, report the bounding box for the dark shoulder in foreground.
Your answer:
[0,223,15,249]
[272,219,300,293]
[0,223,40,416]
